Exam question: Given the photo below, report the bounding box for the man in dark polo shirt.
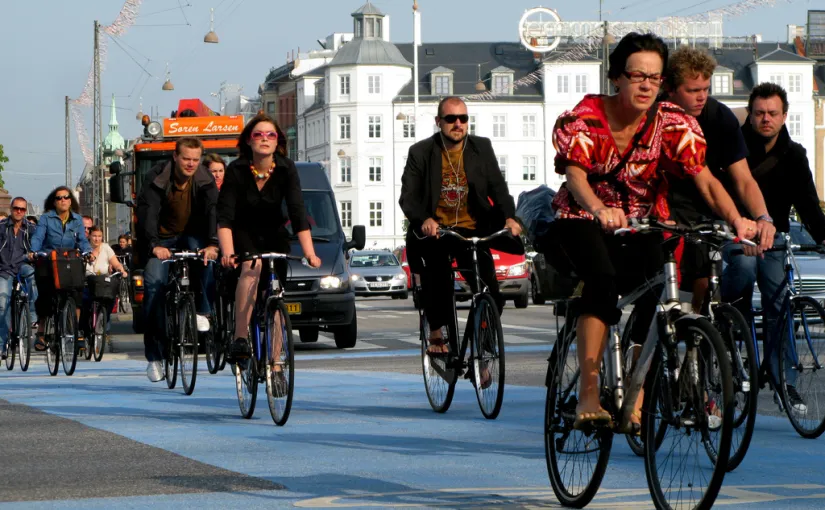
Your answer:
[136,137,219,382]
[664,47,776,313]
[0,197,36,360]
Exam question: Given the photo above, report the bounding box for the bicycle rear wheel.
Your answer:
[266,299,294,426]
[17,305,31,372]
[205,296,220,375]
[420,304,458,413]
[545,316,612,508]
[179,294,199,396]
[779,296,825,439]
[220,299,234,373]
[44,316,58,377]
[235,337,258,419]
[59,297,78,376]
[92,305,106,363]
[644,315,733,510]
[712,303,758,471]
[4,339,14,371]
[471,293,505,419]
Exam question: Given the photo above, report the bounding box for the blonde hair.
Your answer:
[665,47,717,90]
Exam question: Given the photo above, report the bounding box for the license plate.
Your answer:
[370,282,390,289]
[285,303,301,315]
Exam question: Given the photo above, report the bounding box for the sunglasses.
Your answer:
[55,195,71,201]
[250,131,278,140]
[12,207,26,212]
[441,114,469,124]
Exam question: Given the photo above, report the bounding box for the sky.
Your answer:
[0,0,819,208]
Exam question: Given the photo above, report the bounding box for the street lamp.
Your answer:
[204,8,219,43]
[162,63,175,91]
[337,149,346,157]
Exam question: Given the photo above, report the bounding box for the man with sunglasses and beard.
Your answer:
[137,136,219,383]
[400,96,523,367]
[0,197,37,360]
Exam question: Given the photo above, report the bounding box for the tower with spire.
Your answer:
[102,94,125,166]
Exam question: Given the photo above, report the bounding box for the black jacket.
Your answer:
[399,133,516,235]
[135,160,218,259]
[741,121,825,243]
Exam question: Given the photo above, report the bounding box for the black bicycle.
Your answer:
[35,251,84,377]
[84,272,122,362]
[418,228,510,420]
[4,270,33,372]
[206,264,236,374]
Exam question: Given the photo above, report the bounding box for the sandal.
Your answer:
[573,408,613,430]
[426,336,450,358]
[478,364,493,390]
[630,410,642,437]
[34,335,47,352]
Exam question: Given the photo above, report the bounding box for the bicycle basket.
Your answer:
[37,250,85,291]
[88,274,121,300]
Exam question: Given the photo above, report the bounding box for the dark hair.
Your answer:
[237,113,287,160]
[175,137,204,155]
[118,234,128,242]
[608,32,668,82]
[44,186,80,214]
[88,226,103,236]
[26,215,38,224]
[0,211,7,218]
[437,96,466,117]
[203,153,226,168]
[82,215,94,224]
[11,197,26,207]
[747,82,789,114]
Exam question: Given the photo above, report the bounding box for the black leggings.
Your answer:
[542,219,664,343]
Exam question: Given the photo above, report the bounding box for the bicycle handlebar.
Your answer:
[436,228,512,244]
[614,220,757,246]
[232,253,308,264]
[160,250,216,264]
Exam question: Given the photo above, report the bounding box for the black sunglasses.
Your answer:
[55,195,71,201]
[441,114,469,124]
[12,207,26,212]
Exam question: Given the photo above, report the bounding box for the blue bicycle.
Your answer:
[233,252,303,426]
[4,271,33,372]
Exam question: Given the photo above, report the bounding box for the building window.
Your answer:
[365,17,382,38]
[369,202,383,227]
[493,74,512,95]
[769,74,783,87]
[266,101,275,113]
[575,74,588,94]
[403,117,415,138]
[789,74,802,93]
[315,82,325,104]
[497,155,507,180]
[523,156,537,181]
[368,115,382,138]
[368,75,381,94]
[788,113,802,138]
[339,157,351,184]
[557,75,569,93]
[340,75,351,96]
[712,74,731,95]
[340,201,352,228]
[493,115,506,138]
[434,75,451,95]
[339,115,351,140]
[522,114,536,138]
[468,115,477,135]
[368,157,383,182]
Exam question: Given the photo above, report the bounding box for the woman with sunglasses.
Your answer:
[217,113,321,367]
[30,186,92,351]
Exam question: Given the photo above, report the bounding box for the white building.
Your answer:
[289,2,825,248]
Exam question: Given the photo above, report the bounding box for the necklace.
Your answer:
[250,161,276,180]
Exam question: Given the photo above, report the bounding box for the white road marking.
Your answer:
[456,316,553,333]
[318,335,386,350]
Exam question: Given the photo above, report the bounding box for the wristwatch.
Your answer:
[756,214,774,224]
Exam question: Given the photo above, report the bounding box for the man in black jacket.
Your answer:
[136,137,219,382]
[721,83,825,413]
[400,97,522,361]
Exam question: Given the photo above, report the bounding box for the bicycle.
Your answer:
[726,235,825,440]
[417,228,510,420]
[84,272,122,362]
[544,220,744,510]
[115,254,132,314]
[4,270,33,372]
[232,252,303,426]
[206,264,236,374]
[161,250,209,396]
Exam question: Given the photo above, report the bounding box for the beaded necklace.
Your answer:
[250,161,276,180]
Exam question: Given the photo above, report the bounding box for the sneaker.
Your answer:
[146,361,165,382]
[0,346,6,360]
[196,315,211,333]
[786,385,808,415]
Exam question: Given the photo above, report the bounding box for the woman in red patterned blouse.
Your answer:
[545,33,756,431]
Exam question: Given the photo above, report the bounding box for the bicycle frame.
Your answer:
[250,258,284,365]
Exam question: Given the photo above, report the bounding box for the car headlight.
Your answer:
[393,272,406,280]
[320,276,343,289]
[350,274,360,281]
[508,262,527,277]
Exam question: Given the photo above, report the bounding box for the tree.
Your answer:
[0,144,7,189]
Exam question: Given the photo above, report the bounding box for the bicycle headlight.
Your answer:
[320,275,343,289]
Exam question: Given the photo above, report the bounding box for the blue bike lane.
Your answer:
[1,358,824,509]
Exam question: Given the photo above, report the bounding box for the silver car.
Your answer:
[349,250,409,299]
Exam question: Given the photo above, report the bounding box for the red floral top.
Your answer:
[552,95,707,220]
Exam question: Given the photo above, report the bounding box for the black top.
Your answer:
[217,154,310,255]
[667,97,749,224]
[741,122,825,243]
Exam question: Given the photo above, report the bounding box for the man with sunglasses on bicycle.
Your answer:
[0,197,37,360]
[400,97,522,367]
[136,137,219,382]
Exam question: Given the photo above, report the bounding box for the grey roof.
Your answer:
[352,1,384,16]
[815,66,825,97]
[491,65,514,73]
[699,43,799,98]
[328,38,412,67]
[394,42,546,100]
[715,65,734,73]
[756,46,815,63]
[429,65,454,74]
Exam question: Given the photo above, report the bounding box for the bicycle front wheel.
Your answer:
[179,294,198,396]
[644,315,734,510]
[205,296,220,375]
[44,316,58,377]
[420,305,457,413]
[92,305,106,363]
[471,293,505,419]
[17,304,31,372]
[234,337,258,419]
[266,299,294,426]
[59,297,78,376]
[779,296,825,439]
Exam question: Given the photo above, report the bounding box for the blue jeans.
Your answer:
[721,234,793,386]
[143,236,215,362]
[0,265,38,348]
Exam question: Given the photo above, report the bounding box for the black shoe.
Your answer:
[786,385,808,414]
[230,337,251,360]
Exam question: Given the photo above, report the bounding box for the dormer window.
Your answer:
[491,66,515,96]
[430,66,454,96]
[712,72,732,95]
[314,80,325,104]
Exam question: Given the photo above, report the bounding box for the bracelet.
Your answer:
[756,214,774,224]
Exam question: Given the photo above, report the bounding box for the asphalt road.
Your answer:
[0,296,823,509]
